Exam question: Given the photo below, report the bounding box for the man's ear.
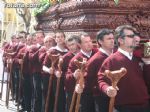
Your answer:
[118,38,124,44]
[98,40,102,46]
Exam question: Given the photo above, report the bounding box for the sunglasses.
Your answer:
[123,34,135,38]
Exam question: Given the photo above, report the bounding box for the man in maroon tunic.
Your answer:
[15,34,34,112]
[42,30,68,112]
[40,34,56,112]
[5,32,26,103]
[66,32,97,112]
[98,25,150,112]
[62,35,80,112]
[11,33,26,103]
[2,34,18,102]
[86,28,114,112]
[28,30,45,112]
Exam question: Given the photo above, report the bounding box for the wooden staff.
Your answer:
[0,59,6,99]
[45,53,60,112]
[17,54,25,112]
[5,58,13,108]
[53,56,63,112]
[69,89,77,112]
[4,51,16,105]
[104,67,127,112]
[69,58,87,112]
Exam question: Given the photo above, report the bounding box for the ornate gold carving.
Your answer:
[35,0,150,39]
[127,12,150,38]
[144,42,150,58]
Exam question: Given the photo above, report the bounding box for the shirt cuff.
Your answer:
[42,65,50,74]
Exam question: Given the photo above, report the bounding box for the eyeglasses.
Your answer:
[123,34,135,38]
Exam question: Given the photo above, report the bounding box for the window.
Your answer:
[8,13,12,21]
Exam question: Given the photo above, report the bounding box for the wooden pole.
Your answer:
[5,58,13,108]
[74,58,86,112]
[17,54,25,112]
[104,67,127,112]
[69,89,77,112]
[69,58,87,112]
[0,61,5,99]
[53,57,63,112]
[45,54,60,112]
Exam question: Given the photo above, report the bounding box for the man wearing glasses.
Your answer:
[97,25,150,112]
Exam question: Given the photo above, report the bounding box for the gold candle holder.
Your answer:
[144,42,150,58]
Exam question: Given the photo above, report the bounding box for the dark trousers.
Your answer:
[80,92,96,112]
[41,75,48,112]
[22,74,32,112]
[115,103,150,112]
[42,75,55,112]
[115,107,150,112]
[12,68,19,102]
[41,75,54,112]
[66,92,95,112]
[31,73,42,112]
[53,77,66,112]
[94,93,109,112]
[65,92,73,112]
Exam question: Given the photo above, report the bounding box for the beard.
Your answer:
[128,45,140,50]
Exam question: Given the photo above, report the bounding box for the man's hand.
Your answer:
[18,59,23,64]
[106,86,118,97]
[55,71,61,78]
[49,67,54,74]
[75,84,84,94]
[7,59,12,64]
[73,69,81,79]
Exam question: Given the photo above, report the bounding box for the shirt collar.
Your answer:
[26,45,31,49]
[52,46,68,52]
[118,48,133,60]
[36,43,41,48]
[19,42,22,45]
[99,48,112,56]
[81,49,92,58]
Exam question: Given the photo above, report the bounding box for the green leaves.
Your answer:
[114,0,119,5]
[33,0,50,16]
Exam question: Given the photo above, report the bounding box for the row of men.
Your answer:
[1,25,150,112]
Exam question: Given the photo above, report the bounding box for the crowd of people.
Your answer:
[1,24,150,112]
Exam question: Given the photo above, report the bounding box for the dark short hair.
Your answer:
[19,31,27,34]
[65,35,81,44]
[114,25,139,46]
[79,32,91,44]
[96,28,113,41]
[11,34,16,39]
[114,25,137,39]
[55,30,65,38]
[36,30,45,37]
[16,34,24,39]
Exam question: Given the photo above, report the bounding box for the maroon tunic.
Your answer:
[12,43,25,67]
[3,42,18,58]
[98,51,149,106]
[38,46,48,76]
[14,45,31,75]
[28,45,42,74]
[43,47,68,74]
[66,49,97,93]
[85,50,108,95]
[3,42,10,50]
[62,52,75,92]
